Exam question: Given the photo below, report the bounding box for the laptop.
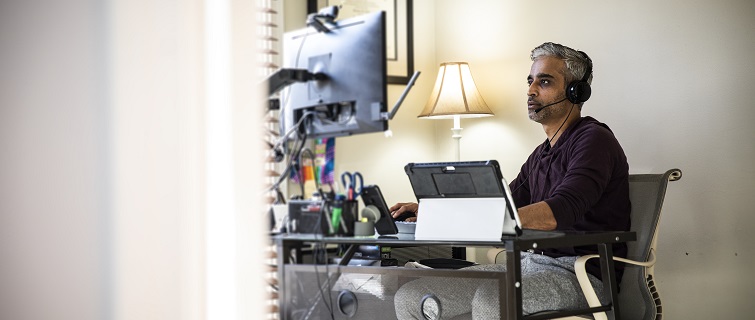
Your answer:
[404,160,523,240]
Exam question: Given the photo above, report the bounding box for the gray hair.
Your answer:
[531,42,593,84]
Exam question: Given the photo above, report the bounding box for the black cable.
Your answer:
[288,164,338,319]
[275,188,286,205]
[303,198,336,319]
[289,114,312,187]
[494,249,505,264]
[307,250,336,319]
[319,202,336,320]
[268,111,316,195]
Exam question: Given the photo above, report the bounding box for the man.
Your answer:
[391,42,630,318]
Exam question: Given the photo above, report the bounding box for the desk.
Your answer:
[274,230,635,320]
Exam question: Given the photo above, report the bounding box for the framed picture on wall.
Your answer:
[308,0,415,85]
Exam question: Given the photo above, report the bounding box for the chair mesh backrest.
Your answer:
[618,169,680,320]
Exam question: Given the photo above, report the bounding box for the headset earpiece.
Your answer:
[566,51,593,104]
[566,80,591,104]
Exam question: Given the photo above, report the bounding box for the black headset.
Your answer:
[565,51,593,104]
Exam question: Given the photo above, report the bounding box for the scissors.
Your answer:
[340,171,364,200]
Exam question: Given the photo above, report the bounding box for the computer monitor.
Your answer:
[279,11,387,139]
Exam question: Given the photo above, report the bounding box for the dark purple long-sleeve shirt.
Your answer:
[509,116,631,281]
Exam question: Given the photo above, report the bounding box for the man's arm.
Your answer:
[518,201,557,230]
[544,125,623,228]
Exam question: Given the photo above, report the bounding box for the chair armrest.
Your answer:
[574,249,657,320]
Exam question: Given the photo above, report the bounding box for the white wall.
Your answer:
[0,1,265,319]
[0,1,108,319]
[330,0,755,317]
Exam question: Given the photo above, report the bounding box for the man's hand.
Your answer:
[390,202,418,222]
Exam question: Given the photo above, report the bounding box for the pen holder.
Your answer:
[330,198,358,236]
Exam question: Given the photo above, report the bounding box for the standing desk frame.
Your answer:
[274,230,635,320]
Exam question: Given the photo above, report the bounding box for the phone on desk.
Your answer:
[360,185,399,235]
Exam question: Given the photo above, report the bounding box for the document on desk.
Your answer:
[415,197,507,241]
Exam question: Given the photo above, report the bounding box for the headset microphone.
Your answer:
[534,97,567,113]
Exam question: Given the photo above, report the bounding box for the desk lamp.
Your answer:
[418,62,494,161]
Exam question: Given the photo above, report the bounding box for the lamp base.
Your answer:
[452,115,462,161]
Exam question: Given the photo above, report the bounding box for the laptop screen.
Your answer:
[404,160,506,199]
[405,160,523,237]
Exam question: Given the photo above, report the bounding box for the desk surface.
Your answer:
[274,229,635,251]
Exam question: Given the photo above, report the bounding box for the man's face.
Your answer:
[527,56,571,122]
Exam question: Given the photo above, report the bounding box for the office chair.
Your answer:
[573,168,682,320]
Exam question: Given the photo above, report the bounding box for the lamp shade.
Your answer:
[418,62,494,119]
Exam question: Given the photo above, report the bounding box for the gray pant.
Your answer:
[393,252,607,319]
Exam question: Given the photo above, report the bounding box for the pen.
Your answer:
[323,207,335,234]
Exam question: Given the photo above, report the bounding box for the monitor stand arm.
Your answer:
[263,68,325,111]
[380,71,421,120]
[264,68,324,97]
